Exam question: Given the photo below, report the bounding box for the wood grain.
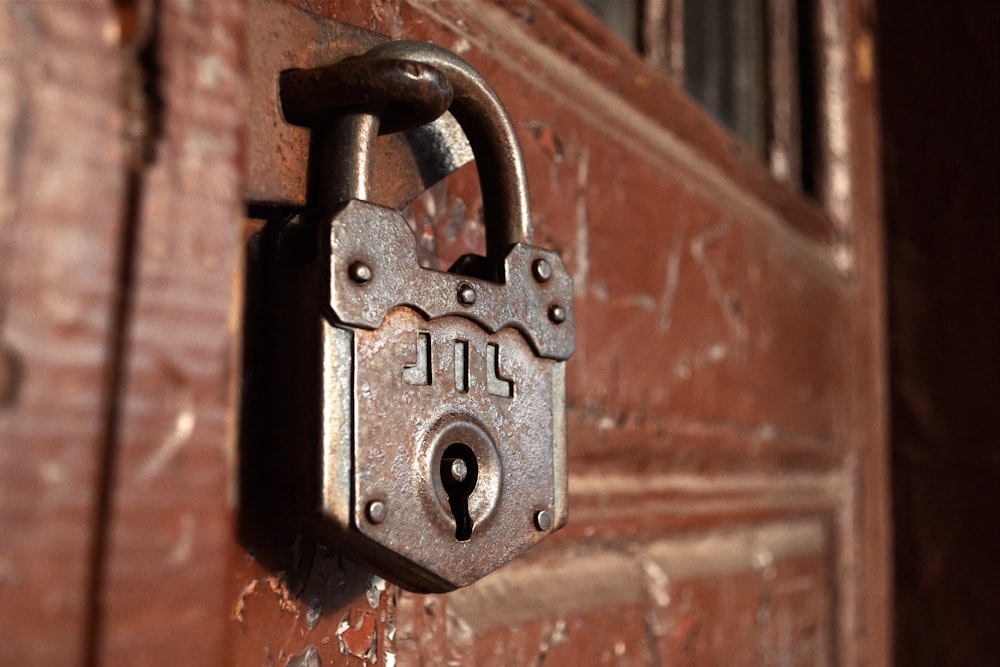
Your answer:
[0,2,126,663]
[93,0,246,663]
[0,0,887,662]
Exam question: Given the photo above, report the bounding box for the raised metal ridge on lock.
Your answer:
[326,201,575,361]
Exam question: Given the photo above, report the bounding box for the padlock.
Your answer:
[267,41,574,593]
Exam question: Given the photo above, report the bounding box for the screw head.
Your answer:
[348,261,372,284]
[533,509,552,531]
[365,500,387,524]
[457,283,477,306]
[548,304,566,324]
[532,258,553,283]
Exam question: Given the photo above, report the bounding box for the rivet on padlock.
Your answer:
[277,41,574,592]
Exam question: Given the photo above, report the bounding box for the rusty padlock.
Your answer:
[271,41,574,592]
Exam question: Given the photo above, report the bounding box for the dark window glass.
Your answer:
[580,0,641,49]
[683,0,768,154]
[576,0,814,189]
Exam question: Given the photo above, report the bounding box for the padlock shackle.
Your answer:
[368,41,532,254]
[302,41,532,266]
[316,111,382,204]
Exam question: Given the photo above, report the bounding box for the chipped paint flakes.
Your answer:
[367,574,387,608]
[337,609,378,662]
[286,645,322,667]
[231,575,301,622]
[305,596,323,631]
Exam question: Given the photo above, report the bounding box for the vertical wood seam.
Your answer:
[82,1,163,663]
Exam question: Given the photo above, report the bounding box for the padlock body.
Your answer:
[320,308,566,590]
[257,201,572,593]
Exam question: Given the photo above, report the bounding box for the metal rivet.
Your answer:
[548,304,566,324]
[348,261,373,284]
[532,258,552,283]
[533,509,552,531]
[366,500,387,524]
[457,283,477,306]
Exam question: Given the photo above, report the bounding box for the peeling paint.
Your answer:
[305,596,322,631]
[367,574,387,608]
[285,645,321,667]
[336,610,378,662]
[232,575,301,622]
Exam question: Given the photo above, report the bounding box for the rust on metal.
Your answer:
[280,57,454,134]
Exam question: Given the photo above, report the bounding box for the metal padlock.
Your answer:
[273,41,573,592]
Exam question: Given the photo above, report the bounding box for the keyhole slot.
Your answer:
[440,443,479,541]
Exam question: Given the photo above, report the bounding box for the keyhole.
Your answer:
[440,443,479,541]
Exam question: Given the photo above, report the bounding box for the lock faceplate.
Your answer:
[321,308,566,590]
[317,204,571,592]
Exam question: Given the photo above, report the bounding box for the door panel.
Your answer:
[223,1,886,665]
[0,0,888,664]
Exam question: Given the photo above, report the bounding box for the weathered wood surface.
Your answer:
[0,0,887,663]
[93,0,245,664]
[223,1,887,666]
[0,2,125,663]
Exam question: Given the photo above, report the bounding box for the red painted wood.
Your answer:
[223,2,888,665]
[94,1,246,663]
[0,2,126,663]
[0,0,890,663]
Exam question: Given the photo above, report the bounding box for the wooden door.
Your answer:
[0,0,889,664]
